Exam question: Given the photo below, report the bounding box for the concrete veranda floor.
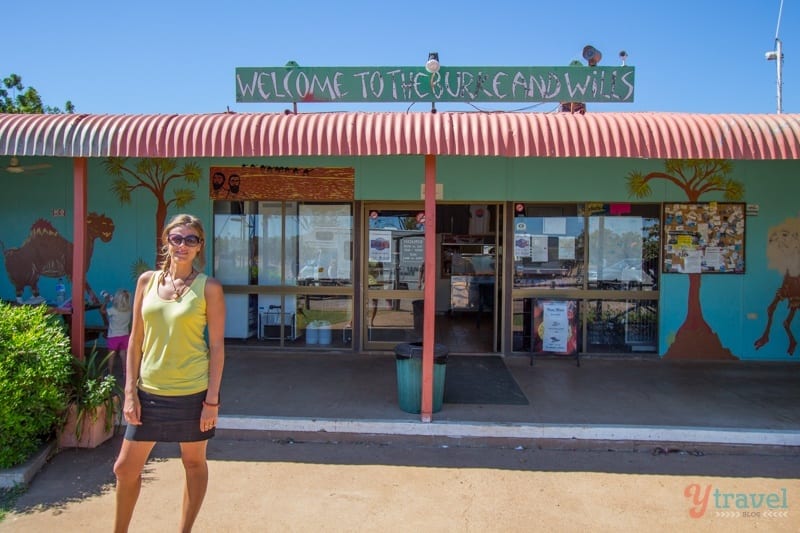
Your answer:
[215,348,800,448]
[3,348,800,532]
[5,349,796,490]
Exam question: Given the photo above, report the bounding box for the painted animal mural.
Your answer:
[754,216,800,356]
[1,213,115,303]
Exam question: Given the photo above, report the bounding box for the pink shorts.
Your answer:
[106,335,129,351]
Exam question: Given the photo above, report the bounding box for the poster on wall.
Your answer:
[514,234,531,259]
[368,230,392,263]
[662,203,746,274]
[530,235,549,261]
[533,300,578,355]
[558,236,576,260]
[398,236,424,289]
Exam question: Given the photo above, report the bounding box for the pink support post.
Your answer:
[71,158,88,358]
[421,155,437,422]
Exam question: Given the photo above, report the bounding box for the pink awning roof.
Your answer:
[1,111,798,160]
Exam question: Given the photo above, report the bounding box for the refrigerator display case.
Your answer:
[215,210,258,339]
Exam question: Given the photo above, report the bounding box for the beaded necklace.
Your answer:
[168,269,197,301]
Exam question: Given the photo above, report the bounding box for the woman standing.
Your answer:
[113,214,225,532]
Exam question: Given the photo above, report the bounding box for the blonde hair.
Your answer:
[158,213,207,275]
[112,289,131,313]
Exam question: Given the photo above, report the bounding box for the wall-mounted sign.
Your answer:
[236,65,635,104]
[210,166,354,201]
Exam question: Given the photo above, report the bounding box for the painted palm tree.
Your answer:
[627,159,744,360]
[104,158,201,266]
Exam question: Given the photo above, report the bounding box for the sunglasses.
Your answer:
[168,234,203,247]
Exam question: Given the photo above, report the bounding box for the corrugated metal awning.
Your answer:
[1,111,798,160]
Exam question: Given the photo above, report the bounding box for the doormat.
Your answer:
[443,356,529,405]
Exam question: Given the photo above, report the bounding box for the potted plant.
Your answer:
[59,346,122,449]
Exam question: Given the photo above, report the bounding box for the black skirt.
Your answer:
[124,389,214,442]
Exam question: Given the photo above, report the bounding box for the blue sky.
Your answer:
[5,0,796,115]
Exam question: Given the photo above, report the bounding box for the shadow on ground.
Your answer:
[6,432,800,518]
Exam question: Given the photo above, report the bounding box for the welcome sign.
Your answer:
[236,65,635,104]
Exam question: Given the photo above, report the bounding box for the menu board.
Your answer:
[533,300,578,355]
[662,203,745,274]
[399,236,424,288]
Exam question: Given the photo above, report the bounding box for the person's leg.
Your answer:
[178,440,209,532]
[107,349,117,374]
[113,439,156,533]
[118,348,127,381]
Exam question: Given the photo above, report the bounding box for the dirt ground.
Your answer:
[2,435,798,532]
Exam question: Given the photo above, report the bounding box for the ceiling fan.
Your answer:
[5,156,52,174]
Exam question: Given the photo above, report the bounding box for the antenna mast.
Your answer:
[766,0,785,113]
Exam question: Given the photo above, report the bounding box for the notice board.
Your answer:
[662,202,746,274]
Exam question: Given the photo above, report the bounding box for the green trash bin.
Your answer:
[394,342,448,414]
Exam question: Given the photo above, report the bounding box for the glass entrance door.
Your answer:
[364,206,425,348]
[364,203,502,353]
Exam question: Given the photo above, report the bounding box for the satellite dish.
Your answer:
[582,45,602,66]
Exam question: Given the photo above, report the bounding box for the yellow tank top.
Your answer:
[138,271,209,396]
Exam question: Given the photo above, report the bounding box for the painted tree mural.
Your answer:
[103,158,201,266]
[626,159,744,360]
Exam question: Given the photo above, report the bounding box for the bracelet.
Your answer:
[203,400,220,407]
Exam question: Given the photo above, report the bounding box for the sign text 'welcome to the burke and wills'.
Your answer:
[236,66,635,104]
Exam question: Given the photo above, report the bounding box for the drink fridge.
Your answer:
[214,212,258,339]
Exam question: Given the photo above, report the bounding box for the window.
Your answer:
[214,200,354,348]
[511,203,660,355]
[367,210,425,291]
[586,204,659,291]
[513,205,584,289]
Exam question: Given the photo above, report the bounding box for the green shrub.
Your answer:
[0,302,73,468]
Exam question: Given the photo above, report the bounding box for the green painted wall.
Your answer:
[1,155,799,361]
